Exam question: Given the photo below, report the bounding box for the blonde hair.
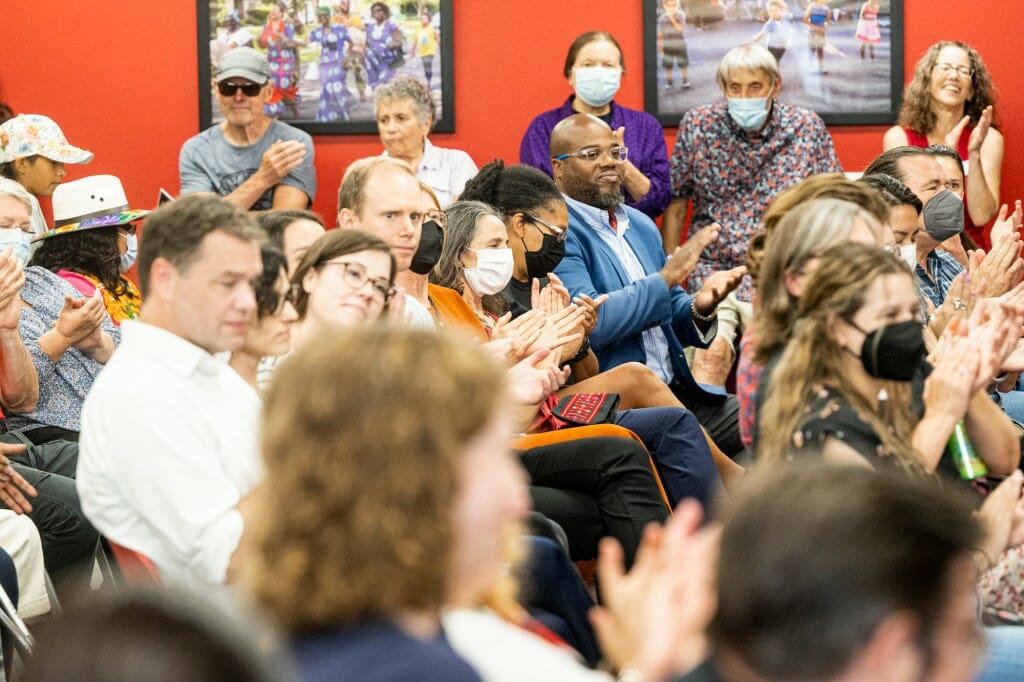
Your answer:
[241,327,506,630]
[748,174,889,286]
[755,198,882,364]
[757,243,921,469]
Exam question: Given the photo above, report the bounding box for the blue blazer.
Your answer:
[554,201,725,402]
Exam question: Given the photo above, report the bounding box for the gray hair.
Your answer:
[716,43,781,92]
[373,77,436,128]
[0,178,34,213]
[430,200,503,292]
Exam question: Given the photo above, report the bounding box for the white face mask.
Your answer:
[899,244,917,269]
[120,233,138,272]
[0,229,31,266]
[573,66,622,108]
[463,247,514,296]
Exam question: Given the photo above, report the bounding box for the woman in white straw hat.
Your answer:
[31,175,150,324]
[0,114,93,238]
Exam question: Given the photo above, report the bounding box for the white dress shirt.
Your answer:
[384,139,478,207]
[77,321,263,587]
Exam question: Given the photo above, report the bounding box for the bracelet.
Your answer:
[690,299,717,324]
[566,338,591,366]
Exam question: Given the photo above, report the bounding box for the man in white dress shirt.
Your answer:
[77,195,265,586]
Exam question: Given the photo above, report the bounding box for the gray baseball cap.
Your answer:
[216,47,270,83]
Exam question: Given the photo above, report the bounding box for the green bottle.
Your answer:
[946,421,988,480]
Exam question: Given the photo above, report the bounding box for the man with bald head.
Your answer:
[551,113,746,456]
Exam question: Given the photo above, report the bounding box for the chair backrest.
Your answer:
[106,540,162,585]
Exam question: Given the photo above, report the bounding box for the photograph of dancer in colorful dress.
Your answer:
[204,1,451,131]
[309,8,352,121]
[364,2,405,88]
[259,4,303,117]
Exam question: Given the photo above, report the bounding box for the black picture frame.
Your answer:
[197,1,455,135]
[643,0,904,127]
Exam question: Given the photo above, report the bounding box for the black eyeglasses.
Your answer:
[318,260,395,303]
[119,224,137,236]
[217,80,264,97]
[523,214,567,243]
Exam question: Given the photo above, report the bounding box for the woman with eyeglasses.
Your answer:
[519,31,670,220]
[228,244,298,393]
[883,41,1003,250]
[289,229,396,350]
[459,163,744,502]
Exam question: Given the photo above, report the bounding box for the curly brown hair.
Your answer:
[240,327,505,631]
[898,41,998,134]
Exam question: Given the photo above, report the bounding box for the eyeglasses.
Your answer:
[119,224,137,236]
[523,214,567,243]
[553,145,629,163]
[425,210,447,228]
[217,80,265,97]
[318,260,395,303]
[933,63,973,78]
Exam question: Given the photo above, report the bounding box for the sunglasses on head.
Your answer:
[217,81,264,97]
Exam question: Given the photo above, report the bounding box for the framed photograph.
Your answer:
[197,1,455,135]
[643,0,904,126]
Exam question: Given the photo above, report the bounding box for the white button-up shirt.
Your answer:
[384,139,478,207]
[77,321,263,587]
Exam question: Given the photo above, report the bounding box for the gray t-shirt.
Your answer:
[178,120,316,211]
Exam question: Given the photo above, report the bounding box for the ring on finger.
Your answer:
[953,298,966,311]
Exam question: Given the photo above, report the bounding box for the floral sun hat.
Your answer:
[0,114,94,165]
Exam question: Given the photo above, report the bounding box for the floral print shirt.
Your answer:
[670,101,842,302]
[8,267,120,433]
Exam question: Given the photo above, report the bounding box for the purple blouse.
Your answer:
[519,96,672,218]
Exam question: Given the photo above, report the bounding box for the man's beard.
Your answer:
[561,172,622,210]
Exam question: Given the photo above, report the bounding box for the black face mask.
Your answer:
[848,319,926,381]
[522,233,566,280]
[410,219,444,275]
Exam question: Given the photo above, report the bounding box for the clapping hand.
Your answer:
[590,500,720,681]
[0,441,35,514]
[0,248,25,332]
[661,224,719,288]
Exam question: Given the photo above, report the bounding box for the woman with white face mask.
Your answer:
[519,32,671,220]
[31,175,149,325]
[431,201,514,329]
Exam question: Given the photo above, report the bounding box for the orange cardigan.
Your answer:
[428,283,489,343]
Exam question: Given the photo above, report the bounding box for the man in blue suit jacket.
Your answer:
[551,114,746,455]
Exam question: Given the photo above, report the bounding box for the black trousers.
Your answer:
[671,384,744,458]
[0,433,97,575]
[518,436,669,568]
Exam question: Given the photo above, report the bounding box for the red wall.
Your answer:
[4,1,1022,227]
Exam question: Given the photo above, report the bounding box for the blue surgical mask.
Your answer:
[727,96,771,132]
[120,233,138,272]
[0,229,31,266]
[573,67,621,108]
